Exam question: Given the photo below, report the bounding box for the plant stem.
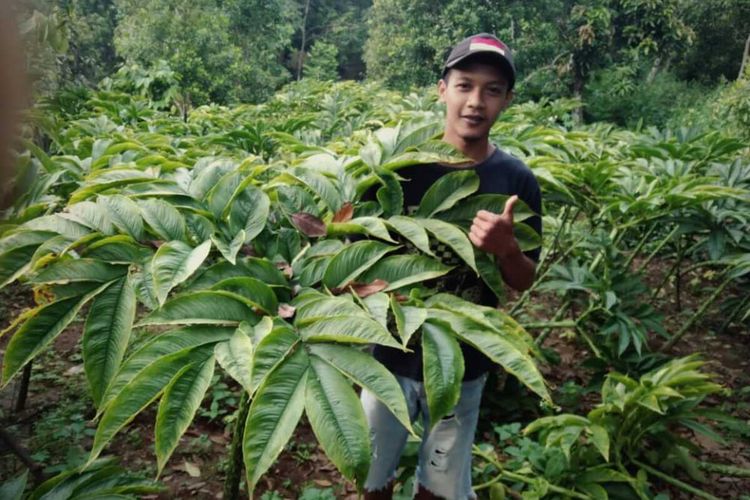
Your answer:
[637,225,678,273]
[533,300,571,345]
[520,320,577,329]
[661,276,734,351]
[223,390,251,500]
[633,459,720,500]
[698,460,750,477]
[623,224,657,269]
[472,446,589,499]
[14,363,32,413]
[719,293,750,334]
[0,428,46,484]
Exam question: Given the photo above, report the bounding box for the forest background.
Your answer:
[16,0,750,131]
[2,0,750,499]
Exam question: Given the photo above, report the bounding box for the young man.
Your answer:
[362,33,542,499]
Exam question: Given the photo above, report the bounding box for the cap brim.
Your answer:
[443,52,516,88]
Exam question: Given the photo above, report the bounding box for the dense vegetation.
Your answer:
[1,1,749,499]
[1,75,748,498]
[13,0,750,129]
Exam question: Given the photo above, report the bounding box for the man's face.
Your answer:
[438,62,513,146]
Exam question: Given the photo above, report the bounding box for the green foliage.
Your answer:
[477,356,726,498]
[305,41,339,81]
[0,458,162,500]
[585,66,708,128]
[3,76,748,498]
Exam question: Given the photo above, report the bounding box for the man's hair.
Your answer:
[441,53,514,88]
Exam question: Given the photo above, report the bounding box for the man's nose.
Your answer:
[467,88,484,108]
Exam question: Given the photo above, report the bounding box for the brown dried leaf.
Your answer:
[348,279,389,298]
[332,202,354,223]
[278,303,296,318]
[276,261,293,278]
[291,212,327,237]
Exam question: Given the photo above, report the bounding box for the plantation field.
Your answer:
[1,80,749,499]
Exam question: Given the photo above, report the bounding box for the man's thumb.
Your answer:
[503,195,519,218]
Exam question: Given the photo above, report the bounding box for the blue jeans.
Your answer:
[361,373,487,499]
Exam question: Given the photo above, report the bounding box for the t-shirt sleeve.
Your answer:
[519,172,543,263]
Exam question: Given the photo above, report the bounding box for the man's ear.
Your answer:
[438,79,447,103]
[502,89,514,110]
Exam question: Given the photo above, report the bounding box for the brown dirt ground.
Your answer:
[1,257,749,499]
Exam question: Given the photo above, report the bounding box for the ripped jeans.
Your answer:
[361,373,487,499]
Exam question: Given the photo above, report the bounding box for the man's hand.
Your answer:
[468,195,521,259]
[468,195,536,291]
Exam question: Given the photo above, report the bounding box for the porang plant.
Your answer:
[0,88,549,497]
[475,355,726,499]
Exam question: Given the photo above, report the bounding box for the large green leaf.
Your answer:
[0,230,57,255]
[417,218,477,272]
[251,325,299,392]
[322,240,395,289]
[362,292,389,328]
[428,309,550,402]
[421,320,464,427]
[61,201,115,235]
[207,171,242,219]
[137,291,257,327]
[438,194,536,227]
[292,168,343,211]
[360,254,452,291]
[152,240,212,305]
[214,325,254,392]
[416,170,479,217]
[475,250,505,302]
[2,283,108,385]
[29,259,128,285]
[139,199,186,242]
[155,354,216,474]
[244,347,309,493]
[305,356,371,486]
[0,470,27,500]
[25,214,91,239]
[100,325,234,409]
[210,277,278,315]
[88,346,214,464]
[309,343,412,433]
[0,244,40,288]
[212,230,245,264]
[293,293,369,325]
[97,195,145,240]
[300,316,403,349]
[514,221,543,252]
[375,168,403,217]
[83,276,136,408]
[391,297,426,347]
[188,257,287,290]
[229,185,271,242]
[82,235,152,264]
[386,216,434,256]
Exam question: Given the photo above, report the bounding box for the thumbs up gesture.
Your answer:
[468,195,521,260]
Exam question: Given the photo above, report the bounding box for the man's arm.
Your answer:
[468,195,537,292]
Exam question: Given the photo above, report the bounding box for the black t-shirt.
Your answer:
[369,146,542,381]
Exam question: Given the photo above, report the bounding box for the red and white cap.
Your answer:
[443,33,516,89]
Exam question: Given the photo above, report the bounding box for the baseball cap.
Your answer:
[442,33,516,90]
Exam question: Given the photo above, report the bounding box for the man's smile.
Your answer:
[461,114,485,125]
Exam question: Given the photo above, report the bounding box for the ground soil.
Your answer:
[1,257,749,499]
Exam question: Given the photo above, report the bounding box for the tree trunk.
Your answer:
[646,56,662,84]
[739,33,750,80]
[296,0,311,81]
[571,58,585,124]
[223,391,251,500]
